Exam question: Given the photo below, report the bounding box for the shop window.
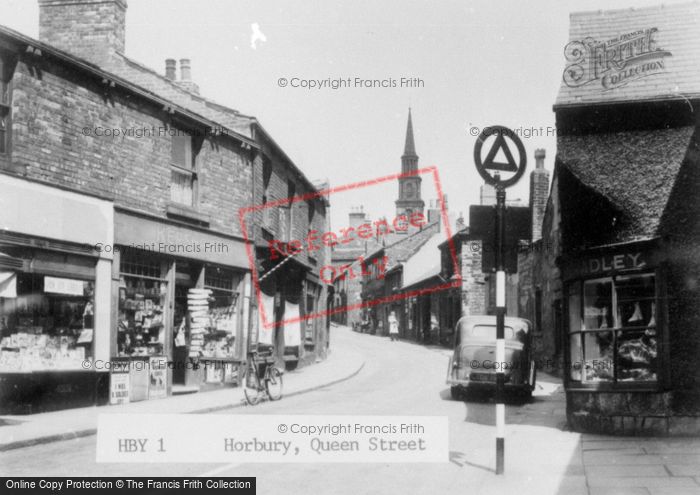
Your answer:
[0,273,95,371]
[118,254,167,357]
[170,133,197,206]
[568,272,658,385]
[200,267,240,358]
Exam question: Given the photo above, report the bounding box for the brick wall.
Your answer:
[39,0,126,66]
[7,58,252,237]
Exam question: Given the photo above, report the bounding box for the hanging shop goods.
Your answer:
[188,288,210,357]
[187,286,239,359]
[117,275,167,357]
[0,273,95,371]
[568,271,658,384]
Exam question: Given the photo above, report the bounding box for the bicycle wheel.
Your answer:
[243,360,262,406]
[265,367,283,401]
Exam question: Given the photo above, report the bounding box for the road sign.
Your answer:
[471,124,528,475]
[473,125,527,188]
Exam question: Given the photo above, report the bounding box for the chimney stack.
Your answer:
[426,197,444,229]
[348,206,368,230]
[480,184,496,205]
[180,58,191,81]
[174,58,200,94]
[38,0,127,66]
[529,148,550,242]
[456,213,465,231]
[165,58,176,80]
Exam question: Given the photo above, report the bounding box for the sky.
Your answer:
[0,0,692,231]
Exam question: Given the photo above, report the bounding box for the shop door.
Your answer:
[172,262,201,385]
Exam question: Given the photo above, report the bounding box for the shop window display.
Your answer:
[568,273,657,385]
[198,267,239,359]
[118,256,167,357]
[0,273,94,371]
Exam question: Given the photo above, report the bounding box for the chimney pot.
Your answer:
[535,148,546,169]
[165,59,177,80]
[180,58,192,81]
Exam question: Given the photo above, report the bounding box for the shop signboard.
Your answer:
[44,276,84,296]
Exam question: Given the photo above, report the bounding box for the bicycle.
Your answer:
[242,351,283,405]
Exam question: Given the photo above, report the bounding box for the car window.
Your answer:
[457,324,528,344]
[472,325,515,339]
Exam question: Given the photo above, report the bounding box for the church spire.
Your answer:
[403,107,417,157]
[396,107,424,220]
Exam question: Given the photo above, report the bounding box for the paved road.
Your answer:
[0,327,582,494]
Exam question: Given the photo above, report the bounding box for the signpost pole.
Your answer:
[494,182,506,475]
[472,124,526,477]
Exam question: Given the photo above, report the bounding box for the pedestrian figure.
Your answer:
[388,311,399,341]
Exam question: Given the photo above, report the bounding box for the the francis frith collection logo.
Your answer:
[563,27,672,90]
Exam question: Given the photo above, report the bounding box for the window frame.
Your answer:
[0,52,16,157]
[169,132,198,207]
[565,268,664,391]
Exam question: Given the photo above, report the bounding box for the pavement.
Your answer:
[0,326,365,452]
[473,371,700,495]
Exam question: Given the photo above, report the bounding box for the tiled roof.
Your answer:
[557,125,695,239]
[555,2,700,107]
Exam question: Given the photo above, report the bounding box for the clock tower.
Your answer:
[395,108,425,218]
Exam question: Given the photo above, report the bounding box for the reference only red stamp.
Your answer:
[238,166,461,329]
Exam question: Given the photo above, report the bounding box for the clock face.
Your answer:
[404,182,415,198]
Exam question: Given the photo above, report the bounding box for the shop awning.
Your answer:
[0,252,24,271]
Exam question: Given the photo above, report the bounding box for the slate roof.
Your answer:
[555,2,700,108]
[367,222,441,273]
[104,53,256,138]
[556,125,696,240]
[401,232,444,289]
[0,24,322,195]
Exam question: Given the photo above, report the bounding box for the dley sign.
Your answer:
[563,27,672,90]
[586,252,646,275]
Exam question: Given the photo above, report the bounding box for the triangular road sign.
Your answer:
[482,133,519,172]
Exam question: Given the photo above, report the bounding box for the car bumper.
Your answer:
[446,377,532,391]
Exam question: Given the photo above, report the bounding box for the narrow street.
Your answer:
[1,327,584,494]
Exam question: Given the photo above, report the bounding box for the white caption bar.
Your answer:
[96,414,448,463]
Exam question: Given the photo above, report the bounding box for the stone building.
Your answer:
[0,0,327,413]
[522,3,700,434]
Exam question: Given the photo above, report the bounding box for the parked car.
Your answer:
[446,315,536,399]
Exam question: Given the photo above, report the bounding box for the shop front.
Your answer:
[0,175,113,413]
[254,247,307,369]
[561,235,700,435]
[111,209,251,402]
[561,239,674,432]
[550,2,700,435]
